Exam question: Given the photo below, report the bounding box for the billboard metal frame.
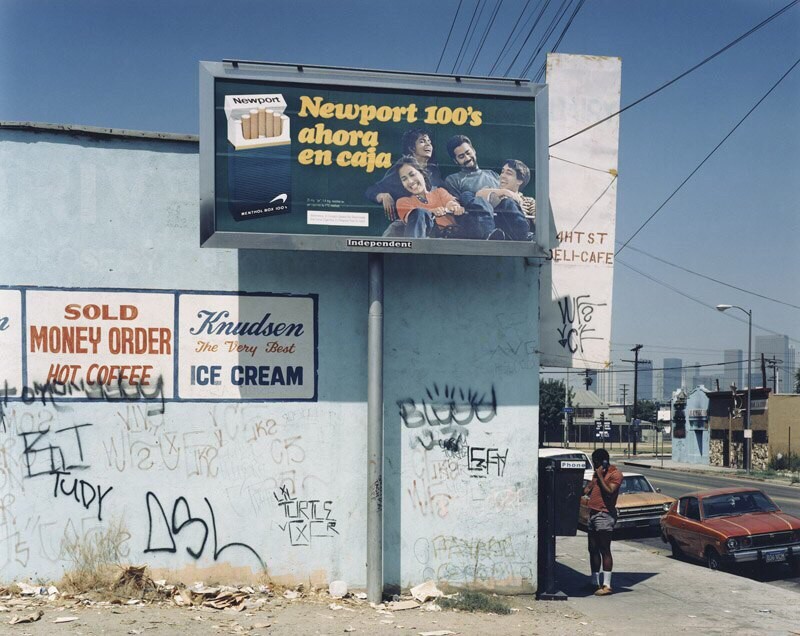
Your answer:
[199,61,551,257]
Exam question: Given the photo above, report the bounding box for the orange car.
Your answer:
[579,472,675,533]
[660,487,800,573]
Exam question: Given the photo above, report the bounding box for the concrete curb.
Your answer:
[619,460,799,488]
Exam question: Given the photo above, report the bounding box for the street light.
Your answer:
[716,304,752,474]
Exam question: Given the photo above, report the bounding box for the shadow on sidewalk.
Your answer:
[555,561,658,597]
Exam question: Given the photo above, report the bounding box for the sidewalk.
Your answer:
[4,537,799,635]
[556,534,800,634]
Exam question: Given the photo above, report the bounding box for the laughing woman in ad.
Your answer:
[394,156,491,239]
[365,129,445,220]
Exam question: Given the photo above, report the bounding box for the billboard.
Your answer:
[200,62,551,257]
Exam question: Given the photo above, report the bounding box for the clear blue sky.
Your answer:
[2,0,798,387]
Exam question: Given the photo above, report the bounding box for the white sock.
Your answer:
[602,571,612,588]
[592,572,600,586]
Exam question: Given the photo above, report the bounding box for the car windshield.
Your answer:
[619,475,654,494]
[701,491,779,518]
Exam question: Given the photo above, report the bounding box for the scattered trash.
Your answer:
[329,580,348,598]
[329,603,344,611]
[116,566,152,591]
[687,615,696,618]
[580,622,588,626]
[388,600,420,611]
[418,631,455,636]
[15,583,42,596]
[410,581,443,603]
[53,616,79,623]
[9,609,43,624]
[283,590,300,600]
[423,603,442,612]
[758,609,771,613]
[344,627,355,633]
[198,590,248,610]
[253,623,272,629]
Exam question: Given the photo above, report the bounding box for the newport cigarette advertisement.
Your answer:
[201,63,549,256]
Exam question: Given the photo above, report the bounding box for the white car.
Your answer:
[538,446,594,481]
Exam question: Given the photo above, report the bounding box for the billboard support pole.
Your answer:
[367,253,384,603]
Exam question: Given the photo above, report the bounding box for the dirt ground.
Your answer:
[0,590,600,635]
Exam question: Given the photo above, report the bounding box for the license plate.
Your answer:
[764,549,787,563]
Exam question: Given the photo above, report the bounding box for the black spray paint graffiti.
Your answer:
[273,486,339,546]
[0,376,166,432]
[52,471,113,521]
[466,447,509,478]
[19,423,92,478]
[557,295,606,354]
[144,492,266,571]
[398,385,497,452]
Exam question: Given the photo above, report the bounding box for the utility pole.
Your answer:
[622,345,651,456]
[766,356,783,394]
[619,383,629,455]
[564,368,571,447]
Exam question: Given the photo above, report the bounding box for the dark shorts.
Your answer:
[588,510,617,532]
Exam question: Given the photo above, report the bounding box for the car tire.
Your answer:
[706,547,722,571]
[669,538,682,559]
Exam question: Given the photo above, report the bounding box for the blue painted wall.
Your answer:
[0,126,540,591]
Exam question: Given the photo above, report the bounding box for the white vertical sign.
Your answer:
[540,53,621,369]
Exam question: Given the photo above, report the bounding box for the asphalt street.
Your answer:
[612,465,800,594]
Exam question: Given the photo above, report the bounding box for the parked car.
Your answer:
[660,487,800,573]
[538,446,594,481]
[579,472,675,533]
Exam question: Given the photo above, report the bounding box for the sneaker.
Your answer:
[594,586,613,596]
[583,582,601,593]
[487,228,506,240]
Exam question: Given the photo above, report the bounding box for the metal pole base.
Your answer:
[536,590,568,601]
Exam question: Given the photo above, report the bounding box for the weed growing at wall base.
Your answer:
[438,590,511,615]
[59,517,130,593]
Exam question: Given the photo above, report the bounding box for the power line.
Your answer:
[467,0,504,74]
[571,174,617,232]
[620,244,800,310]
[519,0,573,76]
[453,0,487,73]
[542,357,768,375]
[451,0,483,74]
[532,0,587,82]
[617,258,799,342]
[615,55,800,255]
[488,0,533,75]
[502,0,554,76]
[550,0,800,147]
[436,0,464,73]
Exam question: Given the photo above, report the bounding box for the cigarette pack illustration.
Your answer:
[224,94,292,222]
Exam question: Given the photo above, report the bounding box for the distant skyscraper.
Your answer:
[663,358,682,401]
[723,349,743,391]
[755,334,792,392]
[639,360,653,401]
[597,366,615,404]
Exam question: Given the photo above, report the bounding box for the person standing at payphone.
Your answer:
[583,448,622,595]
